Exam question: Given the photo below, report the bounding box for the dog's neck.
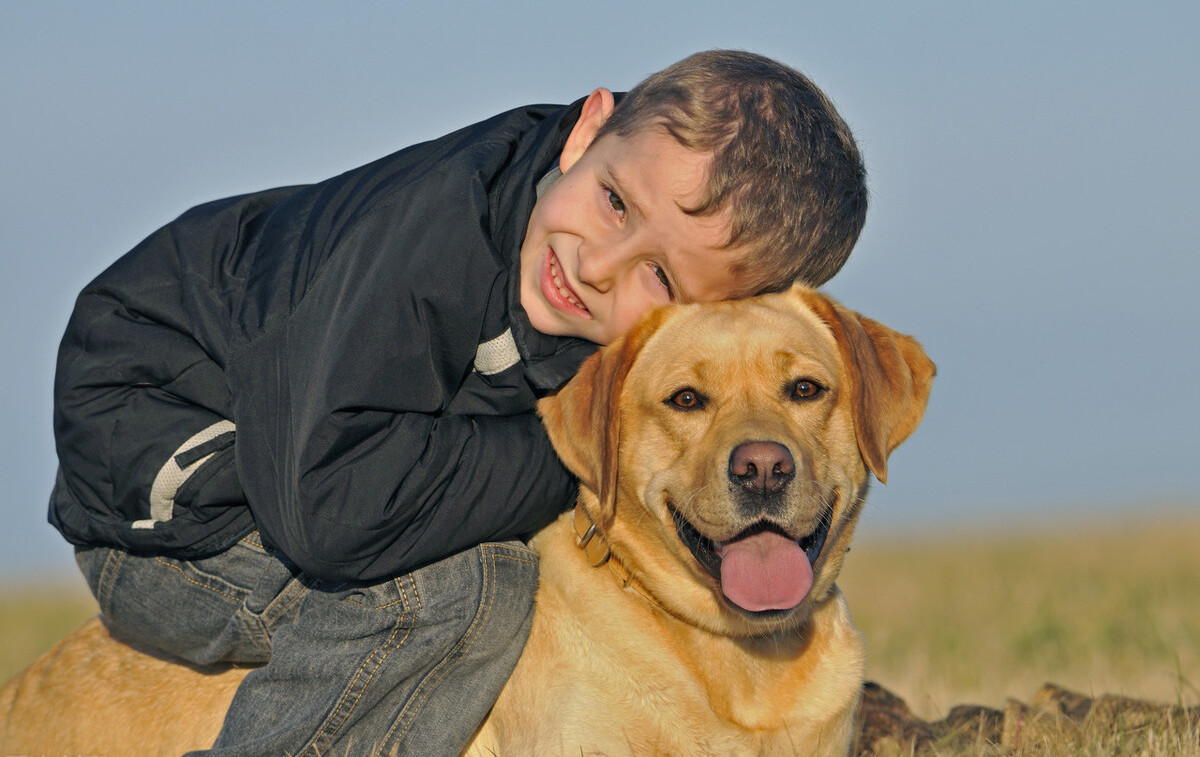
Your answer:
[572,502,662,610]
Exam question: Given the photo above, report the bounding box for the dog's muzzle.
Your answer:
[670,503,831,616]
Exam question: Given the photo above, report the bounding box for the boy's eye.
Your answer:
[651,264,674,298]
[606,188,626,219]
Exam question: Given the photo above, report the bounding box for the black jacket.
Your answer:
[50,101,596,582]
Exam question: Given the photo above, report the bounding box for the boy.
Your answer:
[49,50,867,755]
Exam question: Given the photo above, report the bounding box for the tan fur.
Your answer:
[0,285,933,756]
[0,617,244,755]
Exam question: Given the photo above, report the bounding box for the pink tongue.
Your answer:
[718,531,813,612]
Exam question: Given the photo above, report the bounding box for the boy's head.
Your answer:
[519,49,867,346]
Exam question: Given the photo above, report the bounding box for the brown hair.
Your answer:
[595,50,868,294]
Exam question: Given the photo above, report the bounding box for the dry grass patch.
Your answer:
[840,510,1200,721]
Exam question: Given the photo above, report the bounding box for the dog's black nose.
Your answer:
[729,441,795,495]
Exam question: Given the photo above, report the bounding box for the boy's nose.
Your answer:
[577,235,635,293]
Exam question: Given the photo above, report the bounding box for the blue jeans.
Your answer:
[76,533,538,756]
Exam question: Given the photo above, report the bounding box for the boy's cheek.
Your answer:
[601,307,647,346]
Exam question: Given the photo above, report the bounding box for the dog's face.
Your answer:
[540,285,935,637]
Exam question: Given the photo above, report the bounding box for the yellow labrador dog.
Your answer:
[0,285,933,756]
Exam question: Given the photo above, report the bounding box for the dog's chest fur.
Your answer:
[466,512,865,757]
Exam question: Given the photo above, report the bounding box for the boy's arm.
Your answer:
[232,393,576,582]
[51,189,301,557]
[227,253,581,582]
[228,260,578,580]
[227,139,581,583]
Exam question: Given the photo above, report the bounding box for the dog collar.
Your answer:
[572,503,662,609]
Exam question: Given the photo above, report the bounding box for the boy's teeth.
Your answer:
[550,256,586,310]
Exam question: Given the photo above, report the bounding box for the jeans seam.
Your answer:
[238,531,266,551]
[300,613,415,756]
[151,557,243,603]
[395,577,411,614]
[404,572,422,611]
[235,609,274,657]
[96,548,125,618]
[490,545,537,567]
[236,575,305,655]
[382,546,517,749]
[260,577,308,627]
[344,592,407,611]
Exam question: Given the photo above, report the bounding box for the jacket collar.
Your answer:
[492,98,598,394]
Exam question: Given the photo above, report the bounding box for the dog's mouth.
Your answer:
[670,506,831,615]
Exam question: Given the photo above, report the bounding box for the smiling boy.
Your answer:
[50,50,867,755]
[519,88,747,343]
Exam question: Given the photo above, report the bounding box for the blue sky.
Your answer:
[2,2,1197,583]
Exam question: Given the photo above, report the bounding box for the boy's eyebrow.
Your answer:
[607,167,645,220]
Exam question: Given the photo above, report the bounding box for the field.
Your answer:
[0,579,96,684]
[839,509,1200,755]
[839,511,1200,720]
[2,511,1198,755]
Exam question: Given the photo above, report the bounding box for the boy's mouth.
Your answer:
[542,248,592,319]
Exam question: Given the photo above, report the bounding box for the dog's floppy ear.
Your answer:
[798,289,936,484]
[538,308,667,525]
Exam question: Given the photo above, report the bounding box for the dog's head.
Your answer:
[539,285,935,637]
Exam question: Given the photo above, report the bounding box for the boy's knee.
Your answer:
[72,543,284,666]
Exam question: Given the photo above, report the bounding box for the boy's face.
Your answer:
[520,89,749,346]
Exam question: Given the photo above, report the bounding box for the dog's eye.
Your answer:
[665,388,706,411]
[789,379,825,401]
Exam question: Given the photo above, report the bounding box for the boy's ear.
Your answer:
[559,88,615,174]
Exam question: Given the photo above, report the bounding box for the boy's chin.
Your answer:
[531,308,601,344]
[522,291,585,341]
[520,279,601,343]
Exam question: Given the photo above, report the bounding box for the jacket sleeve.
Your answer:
[52,190,297,555]
[228,139,578,583]
[232,372,577,582]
